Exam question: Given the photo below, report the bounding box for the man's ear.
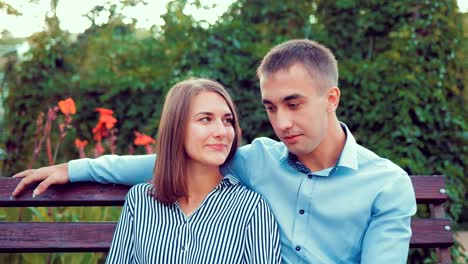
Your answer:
[327,87,340,113]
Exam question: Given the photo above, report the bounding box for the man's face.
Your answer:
[260,63,330,158]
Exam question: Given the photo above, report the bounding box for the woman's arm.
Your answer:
[243,198,282,263]
[106,186,137,263]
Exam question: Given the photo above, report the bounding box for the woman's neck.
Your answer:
[178,161,223,216]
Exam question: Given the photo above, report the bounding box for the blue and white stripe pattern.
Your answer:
[106,175,281,263]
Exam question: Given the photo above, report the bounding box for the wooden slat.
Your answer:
[1,176,449,207]
[0,177,130,207]
[410,219,453,248]
[0,219,454,253]
[0,222,116,253]
[410,175,447,204]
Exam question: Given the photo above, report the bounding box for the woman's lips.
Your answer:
[206,144,227,151]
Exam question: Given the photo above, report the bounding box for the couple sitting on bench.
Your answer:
[12,39,416,263]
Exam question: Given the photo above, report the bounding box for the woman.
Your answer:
[106,78,281,263]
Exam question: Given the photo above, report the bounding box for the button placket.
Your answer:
[178,218,189,253]
[288,154,313,259]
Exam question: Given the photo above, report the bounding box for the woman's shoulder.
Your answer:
[227,182,267,207]
[127,183,153,200]
[225,185,275,223]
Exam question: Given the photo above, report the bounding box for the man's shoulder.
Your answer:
[223,137,286,186]
[355,144,407,176]
[238,137,286,156]
[352,145,414,206]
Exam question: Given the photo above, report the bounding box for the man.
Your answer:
[13,39,416,263]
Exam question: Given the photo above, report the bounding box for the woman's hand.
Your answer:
[11,163,70,197]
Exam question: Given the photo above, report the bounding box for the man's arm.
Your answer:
[69,154,155,184]
[360,173,417,263]
[12,154,155,197]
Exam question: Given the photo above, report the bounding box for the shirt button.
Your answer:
[307,174,312,179]
[295,246,301,251]
[299,209,304,214]
[181,245,185,250]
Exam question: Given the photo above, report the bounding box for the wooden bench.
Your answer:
[0,175,454,262]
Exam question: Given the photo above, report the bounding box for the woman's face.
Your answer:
[183,91,235,167]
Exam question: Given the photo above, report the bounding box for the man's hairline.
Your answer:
[258,62,333,96]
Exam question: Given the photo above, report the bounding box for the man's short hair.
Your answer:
[257,39,338,93]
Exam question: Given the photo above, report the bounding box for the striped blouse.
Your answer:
[106,175,281,263]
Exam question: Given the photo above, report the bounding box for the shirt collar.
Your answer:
[279,145,290,163]
[280,121,359,174]
[338,122,359,171]
[216,173,240,190]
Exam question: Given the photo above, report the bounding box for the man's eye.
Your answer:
[288,103,299,109]
[264,105,274,111]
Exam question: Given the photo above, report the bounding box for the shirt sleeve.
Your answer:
[106,187,137,263]
[68,154,156,185]
[223,138,275,188]
[243,197,282,264]
[360,172,417,263]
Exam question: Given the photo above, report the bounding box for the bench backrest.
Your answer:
[0,175,454,262]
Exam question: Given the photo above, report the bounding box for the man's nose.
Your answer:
[275,109,293,131]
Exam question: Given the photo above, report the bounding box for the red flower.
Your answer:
[92,122,107,141]
[58,98,76,115]
[95,108,114,116]
[92,108,118,142]
[74,139,88,148]
[99,114,117,129]
[134,131,156,146]
[74,139,88,158]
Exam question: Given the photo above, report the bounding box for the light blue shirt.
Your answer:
[70,123,416,263]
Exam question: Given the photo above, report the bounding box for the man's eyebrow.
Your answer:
[282,93,305,102]
[262,93,305,105]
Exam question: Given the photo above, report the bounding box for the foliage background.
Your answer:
[0,0,466,263]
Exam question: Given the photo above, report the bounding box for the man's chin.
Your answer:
[286,145,314,158]
[285,146,302,156]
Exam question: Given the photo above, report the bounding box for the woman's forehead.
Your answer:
[189,91,232,114]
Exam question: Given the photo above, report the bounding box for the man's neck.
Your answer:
[298,120,346,172]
